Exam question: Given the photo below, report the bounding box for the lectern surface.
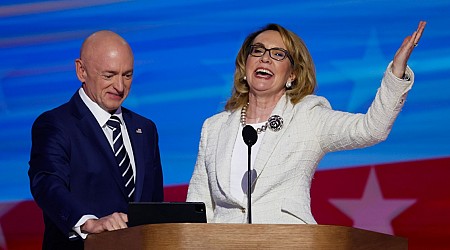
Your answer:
[85,223,407,250]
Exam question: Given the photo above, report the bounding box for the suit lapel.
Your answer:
[70,93,129,200]
[122,110,144,202]
[215,110,241,204]
[252,96,295,186]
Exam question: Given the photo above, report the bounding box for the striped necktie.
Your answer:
[106,115,135,201]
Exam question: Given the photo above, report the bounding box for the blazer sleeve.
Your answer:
[307,61,414,153]
[28,112,89,236]
[186,119,215,222]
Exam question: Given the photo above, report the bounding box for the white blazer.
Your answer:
[187,63,414,224]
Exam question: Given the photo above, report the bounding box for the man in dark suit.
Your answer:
[28,30,164,249]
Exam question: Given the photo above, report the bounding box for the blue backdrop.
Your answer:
[1,0,449,201]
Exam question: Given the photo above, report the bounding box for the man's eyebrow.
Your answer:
[102,70,118,74]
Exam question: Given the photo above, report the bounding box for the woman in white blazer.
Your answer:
[187,22,426,224]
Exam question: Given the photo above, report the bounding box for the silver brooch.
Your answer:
[267,115,283,132]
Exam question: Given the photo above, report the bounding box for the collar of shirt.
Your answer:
[78,88,124,127]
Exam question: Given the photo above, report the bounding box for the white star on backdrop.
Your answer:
[330,29,388,112]
[329,168,416,235]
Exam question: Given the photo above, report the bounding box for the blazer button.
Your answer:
[240,208,246,213]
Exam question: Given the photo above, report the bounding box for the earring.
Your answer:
[285,81,292,88]
[243,76,247,81]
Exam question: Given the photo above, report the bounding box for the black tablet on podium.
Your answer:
[127,202,207,227]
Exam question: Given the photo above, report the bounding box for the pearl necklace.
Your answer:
[240,104,284,133]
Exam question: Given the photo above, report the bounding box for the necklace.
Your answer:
[240,103,284,133]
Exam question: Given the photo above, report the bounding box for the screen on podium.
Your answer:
[128,202,207,227]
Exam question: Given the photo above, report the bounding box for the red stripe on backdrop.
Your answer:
[164,184,189,202]
[1,157,449,249]
[1,201,44,250]
[311,157,450,250]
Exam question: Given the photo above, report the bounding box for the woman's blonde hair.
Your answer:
[224,23,317,111]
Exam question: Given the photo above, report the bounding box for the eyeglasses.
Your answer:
[248,44,294,65]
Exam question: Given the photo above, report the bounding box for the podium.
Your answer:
[84,223,407,249]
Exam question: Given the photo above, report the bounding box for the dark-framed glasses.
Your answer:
[249,44,294,65]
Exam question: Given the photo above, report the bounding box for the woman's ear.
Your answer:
[289,72,296,83]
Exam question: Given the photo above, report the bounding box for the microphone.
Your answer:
[242,125,258,147]
[242,125,257,224]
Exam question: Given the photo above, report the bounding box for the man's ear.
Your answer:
[75,59,86,83]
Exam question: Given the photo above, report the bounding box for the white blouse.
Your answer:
[230,122,266,202]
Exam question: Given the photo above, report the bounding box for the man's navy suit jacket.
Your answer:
[28,92,164,249]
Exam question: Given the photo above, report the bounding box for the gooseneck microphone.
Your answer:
[242,125,258,224]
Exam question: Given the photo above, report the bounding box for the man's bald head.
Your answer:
[80,30,133,62]
[75,30,134,113]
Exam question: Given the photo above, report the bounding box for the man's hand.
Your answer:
[81,212,128,234]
